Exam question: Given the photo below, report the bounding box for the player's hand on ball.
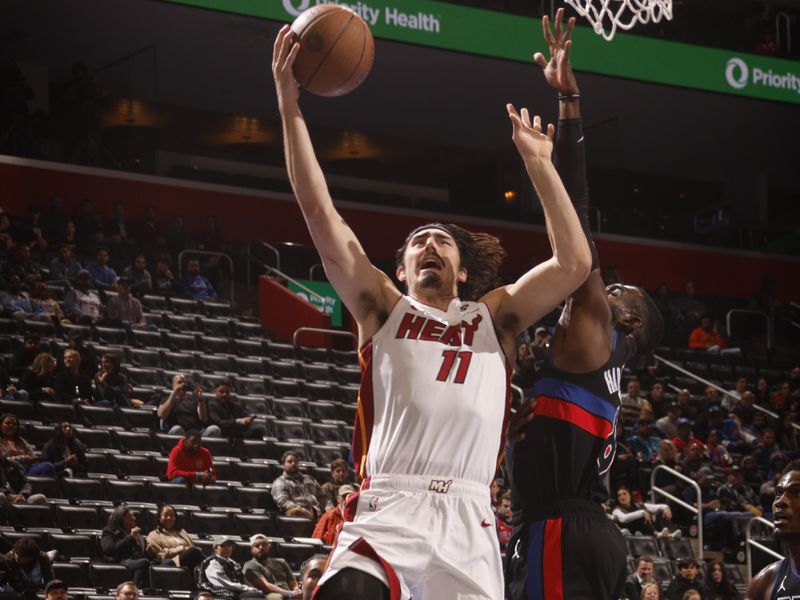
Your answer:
[273,25,301,107]
[534,8,578,94]
[507,105,554,161]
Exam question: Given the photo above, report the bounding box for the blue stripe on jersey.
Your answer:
[532,377,617,423]
[526,521,545,600]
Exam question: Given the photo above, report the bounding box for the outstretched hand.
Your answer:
[273,24,301,107]
[534,8,578,94]
[507,104,554,162]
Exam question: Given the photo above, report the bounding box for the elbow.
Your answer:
[557,250,592,285]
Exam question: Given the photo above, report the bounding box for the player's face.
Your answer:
[773,470,800,538]
[301,558,327,600]
[398,229,464,297]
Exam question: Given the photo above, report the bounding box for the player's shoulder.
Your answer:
[747,558,782,599]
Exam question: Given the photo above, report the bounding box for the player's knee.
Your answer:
[314,568,391,600]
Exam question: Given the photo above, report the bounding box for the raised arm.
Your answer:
[272,27,399,341]
[483,106,591,353]
[538,9,615,372]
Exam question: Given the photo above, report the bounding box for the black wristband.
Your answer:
[558,92,581,102]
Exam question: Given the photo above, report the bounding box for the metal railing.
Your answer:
[293,327,357,349]
[650,464,704,560]
[777,11,793,55]
[246,242,281,290]
[654,354,799,431]
[177,249,234,305]
[309,263,324,281]
[726,309,772,349]
[263,264,326,306]
[745,516,781,581]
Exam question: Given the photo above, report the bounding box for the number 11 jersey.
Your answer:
[353,295,511,486]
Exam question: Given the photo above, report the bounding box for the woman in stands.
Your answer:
[0,413,56,476]
[640,581,660,599]
[94,353,132,408]
[101,504,152,589]
[31,283,68,324]
[19,352,56,403]
[145,504,205,571]
[610,486,678,538]
[705,560,739,599]
[40,421,88,478]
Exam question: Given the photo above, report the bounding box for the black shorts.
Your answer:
[505,500,627,600]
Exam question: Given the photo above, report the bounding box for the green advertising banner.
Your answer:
[288,279,342,327]
[165,0,800,104]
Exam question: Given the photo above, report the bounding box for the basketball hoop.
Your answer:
[564,0,673,41]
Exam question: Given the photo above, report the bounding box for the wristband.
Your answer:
[558,92,581,102]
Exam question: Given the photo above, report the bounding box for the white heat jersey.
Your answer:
[352,295,511,486]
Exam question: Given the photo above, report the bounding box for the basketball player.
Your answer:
[504,10,665,599]
[272,24,592,600]
[746,461,800,599]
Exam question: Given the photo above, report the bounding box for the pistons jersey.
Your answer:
[352,295,511,486]
[511,331,628,518]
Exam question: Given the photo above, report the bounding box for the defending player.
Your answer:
[505,10,665,599]
[746,460,800,599]
[272,24,592,600]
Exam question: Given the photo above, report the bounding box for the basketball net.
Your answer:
[564,0,673,41]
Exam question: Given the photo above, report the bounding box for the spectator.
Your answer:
[624,555,655,600]
[152,255,179,295]
[10,335,43,377]
[495,490,513,553]
[135,206,164,248]
[675,282,706,328]
[94,353,137,407]
[0,413,56,476]
[145,504,205,570]
[629,418,663,462]
[312,483,356,545]
[685,467,752,550]
[621,378,651,423]
[653,440,683,497]
[54,220,78,253]
[665,559,706,600]
[17,207,49,259]
[778,414,799,453]
[40,421,88,478]
[31,283,68,324]
[157,374,220,437]
[63,270,102,324]
[771,382,792,412]
[53,349,94,404]
[680,442,709,480]
[752,427,779,472]
[705,560,738,599]
[165,430,217,485]
[319,458,355,511]
[181,259,218,301]
[115,582,139,600]
[727,376,750,403]
[44,579,68,600]
[197,535,262,600]
[86,247,118,291]
[741,455,764,488]
[1,275,43,320]
[0,455,47,505]
[732,391,756,428]
[298,554,327,600]
[106,276,147,329]
[656,403,682,439]
[0,361,25,402]
[705,430,731,469]
[675,388,698,421]
[611,486,677,537]
[242,534,301,599]
[105,203,134,246]
[19,352,56,403]
[672,419,705,456]
[754,378,770,407]
[649,382,666,414]
[206,384,267,440]
[271,451,322,520]
[688,316,737,355]
[3,244,43,286]
[641,581,661,600]
[122,254,152,297]
[63,330,99,378]
[48,243,82,282]
[100,505,151,589]
[0,537,55,595]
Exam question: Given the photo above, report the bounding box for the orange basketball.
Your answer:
[290,4,375,97]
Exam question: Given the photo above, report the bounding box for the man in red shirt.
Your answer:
[312,484,356,545]
[166,430,216,485]
[688,316,726,350]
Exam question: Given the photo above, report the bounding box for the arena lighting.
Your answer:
[503,189,517,203]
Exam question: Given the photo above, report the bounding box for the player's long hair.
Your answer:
[395,223,507,301]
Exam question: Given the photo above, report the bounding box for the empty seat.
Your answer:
[62,478,105,502]
[197,484,235,509]
[53,562,89,588]
[191,511,232,535]
[235,488,277,512]
[51,533,98,559]
[202,300,232,317]
[310,445,347,465]
[38,401,77,424]
[337,385,359,404]
[232,358,265,376]
[267,342,296,361]
[120,407,159,430]
[156,433,184,453]
[26,476,62,498]
[126,367,162,388]
[148,565,194,592]
[296,346,330,364]
[200,318,231,337]
[94,326,129,346]
[659,536,694,560]
[298,363,333,384]
[56,505,103,531]
[330,349,357,366]
[142,295,169,312]
[212,460,239,482]
[276,515,314,538]
[270,398,306,419]
[166,333,197,352]
[242,440,277,461]
[80,405,118,427]
[84,452,112,474]
[273,420,309,441]
[232,339,268,358]
[626,535,661,559]
[105,479,151,503]
[131,328,166,350]
[308,423,344,443]
[170,298,200,314]
[233,512,277,537]
[202,437,235,457]
[278,542,317,569]
[0,399,37,421]
[265,359,299,380]
[151,482,198,507]
[238,461,281,485]
[199,354,233,375]
[9,504,53,528]
[167,314,198,333]
[110,454,155,478]
[650,558,673,583]
[232,320,264,339]
[90,563,131,589]
[198,372,231,390]
[235,377,267,397]
[75,427,113,450]
[339,404,357,424]
[142,313,166,330]
[161,352,197,371]
[332,365,361,385]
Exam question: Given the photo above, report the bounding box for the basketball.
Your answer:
[290,4,374,97]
